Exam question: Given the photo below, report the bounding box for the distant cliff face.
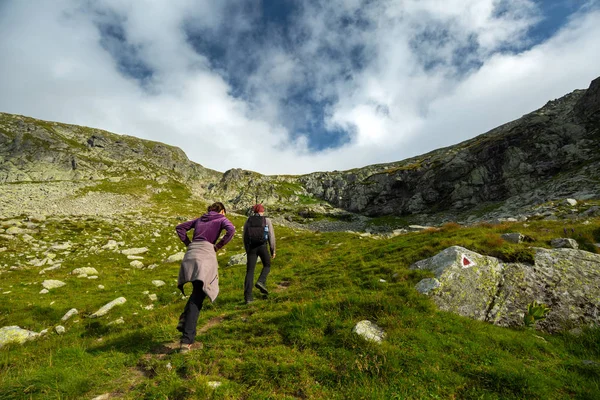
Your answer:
[1,77,599,221]
[293,77,600,216]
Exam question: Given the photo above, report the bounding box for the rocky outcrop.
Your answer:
[0,112,220,186]
[296,77,600,217]
[411,246,600,332]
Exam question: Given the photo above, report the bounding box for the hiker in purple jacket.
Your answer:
[175,201,235,353]
[243,203,276,304]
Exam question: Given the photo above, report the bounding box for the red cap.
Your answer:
[253,204,265,213]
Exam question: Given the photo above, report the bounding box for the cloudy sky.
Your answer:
[0,0,599,175]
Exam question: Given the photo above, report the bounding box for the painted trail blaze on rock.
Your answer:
[461,255,474,268]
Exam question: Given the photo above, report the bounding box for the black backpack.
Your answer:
[247,215,267,246]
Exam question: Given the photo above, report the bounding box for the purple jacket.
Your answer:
[176,211,236,250]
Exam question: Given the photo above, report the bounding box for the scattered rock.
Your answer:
[71,267,99,276]
[0,326,39,348]
[101,240,119,250]
[6,226,32,235]
[127,255,144,260]
[98,285,105,289]
[152,280,166,287]
[227,253,247,267]
[61,308,79,321]
[550,238,579,249]
[165,251,185,263]
[130,260,144,269]
[566,198,578,206]
[108,317,124,326]
[89,297,127,318]
[352,320,386,343]
[148,294,157,301]
[39,265,61,274]
[42,280,66,290]
[208,381,222,389]
[121,247,148,255]
[91,394,111,400]
[39,289,49,294]
[501,232,524,244]
[55,325,65,335]
[51,242,72,250]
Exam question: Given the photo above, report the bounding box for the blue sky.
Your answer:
[0,0,599,174]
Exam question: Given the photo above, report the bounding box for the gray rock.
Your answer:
[148,294,157,301]
[6,226,32,235]
[152,280,166,287]
[42,279,66,290]
[227,253,262,267]
[0,326,39,347]
[55,325,66,335]
[550,238,579,249]
[415,278,441,294]
[71,267,98,276]
[39,289,49,294]
[565,198,578,206]
[107,317,124,325]
[39,265,61,274]
[227,253,247,267]
[89,297,127,318]
[129,260,144,269]
[121,247,148,255]
[352,320,386,343]
[51,242,72,250]
[101,240,119,250]
[165,251,185,263]
[61,308,78,321]
[501,233,525,244]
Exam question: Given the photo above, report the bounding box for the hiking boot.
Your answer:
[179,343,192,354]
[255,281,268,295]
[176,320,184,333]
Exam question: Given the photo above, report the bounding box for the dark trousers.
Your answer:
[178,280,207,344]
[244,244,271,301]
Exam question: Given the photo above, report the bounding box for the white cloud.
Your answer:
[0,0,598,175]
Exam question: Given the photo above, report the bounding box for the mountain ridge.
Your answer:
[1,76,599,225]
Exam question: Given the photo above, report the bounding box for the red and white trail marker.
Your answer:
[461,255,475,268]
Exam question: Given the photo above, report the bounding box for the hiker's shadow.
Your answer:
[86,331,176,356]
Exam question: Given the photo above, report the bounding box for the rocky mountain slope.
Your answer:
[1,77,599,226]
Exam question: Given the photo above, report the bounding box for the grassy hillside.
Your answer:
[1,195,600,399]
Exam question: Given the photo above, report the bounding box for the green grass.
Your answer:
[1,209,599,399]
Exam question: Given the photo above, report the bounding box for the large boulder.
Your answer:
[410,246,504,321]
[411,246,600,332]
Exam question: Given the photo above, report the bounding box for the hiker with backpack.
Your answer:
[243,204,276,304]
[175,201,235,353]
